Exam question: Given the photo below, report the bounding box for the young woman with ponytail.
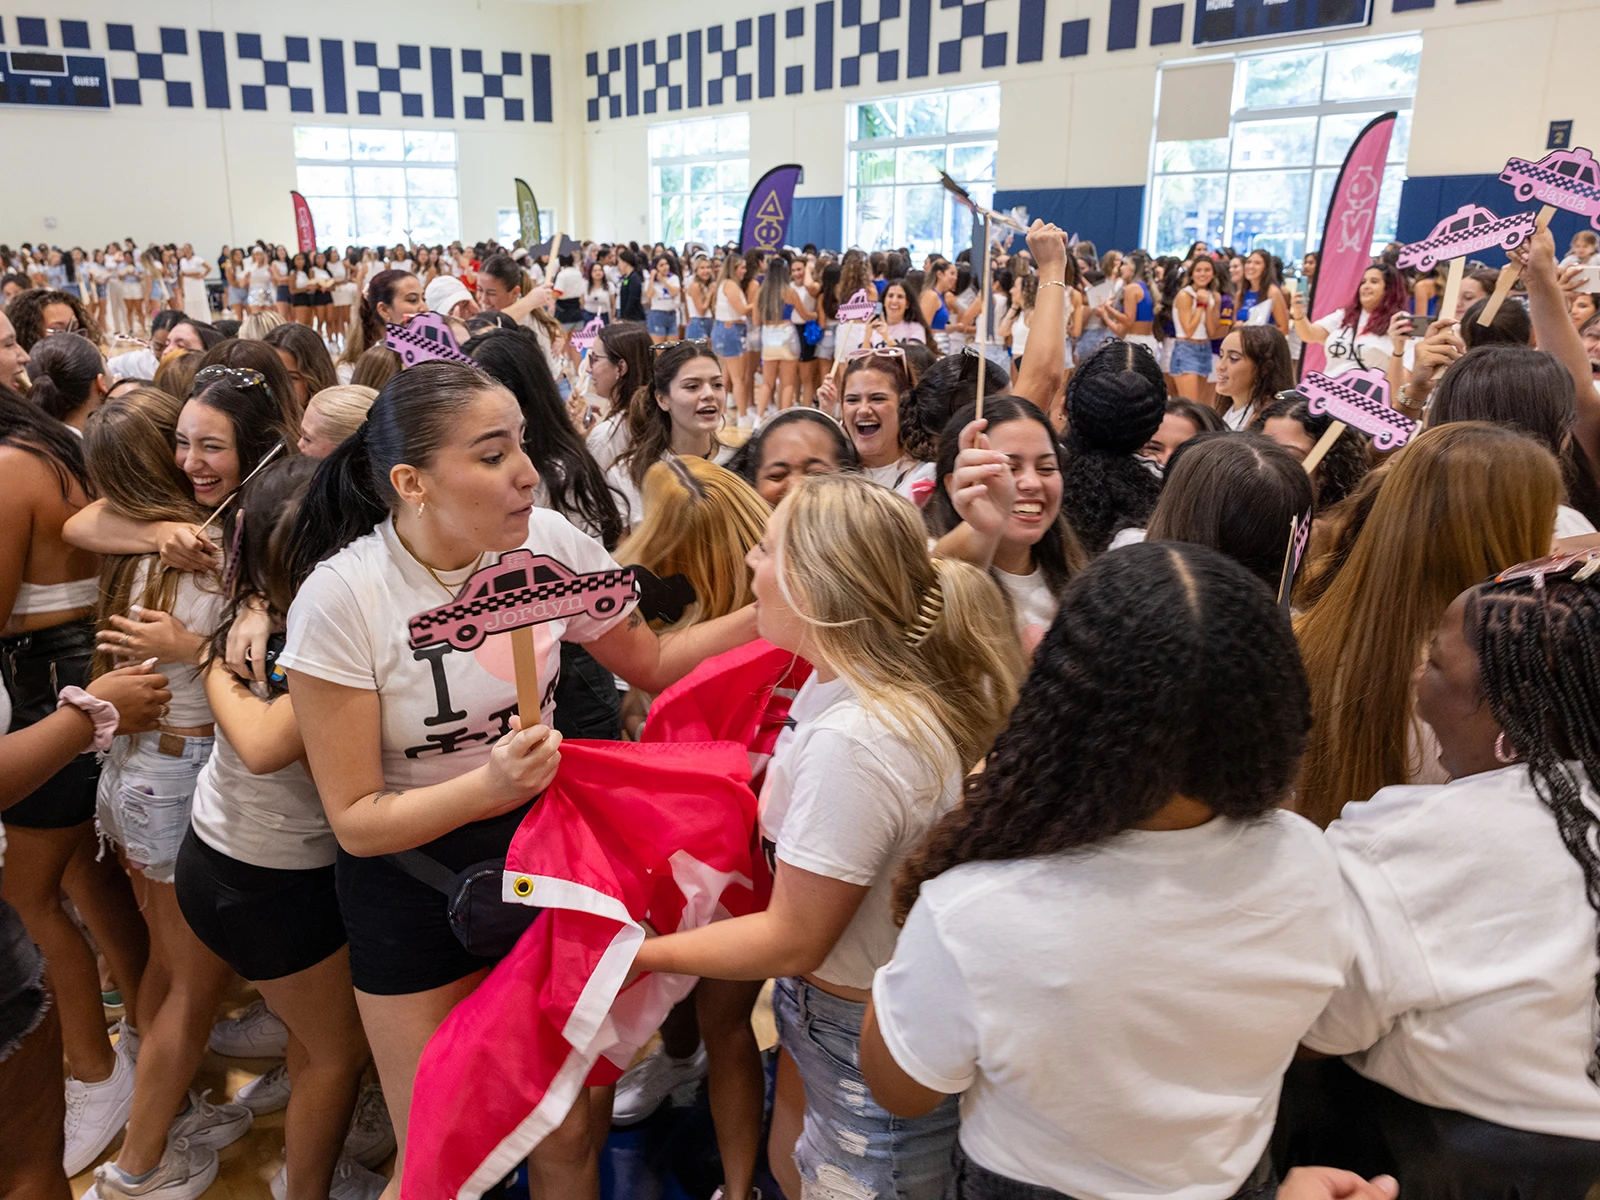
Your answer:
[25,334,112,432]
[278,362,756,1199]
[610,340,735,528]
[1290,558,1600,1186]
[861,542,1349,1200]
[336,269,423,383]
[631,472,1023,1200]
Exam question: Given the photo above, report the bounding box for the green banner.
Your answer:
[515,179,541,248]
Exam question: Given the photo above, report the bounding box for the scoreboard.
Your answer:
[0,50,110,107]
[1194,0,1374,46]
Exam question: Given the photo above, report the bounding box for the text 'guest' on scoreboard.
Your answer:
[0,49,109,106]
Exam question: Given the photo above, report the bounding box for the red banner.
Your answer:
[290,190,317,255]
[1303,112,1396,377]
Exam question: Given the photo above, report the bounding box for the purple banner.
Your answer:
[739,164,804,253]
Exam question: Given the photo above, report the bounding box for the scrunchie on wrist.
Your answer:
[57,687,119,752]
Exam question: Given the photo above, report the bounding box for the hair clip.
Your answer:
[1495,547,1600,586]
[902,576,946,648]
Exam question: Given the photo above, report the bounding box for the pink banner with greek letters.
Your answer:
[1303,112,1396,378]
[290,191,317,256]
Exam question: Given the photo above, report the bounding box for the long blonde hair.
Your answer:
[305,384,377,448]
[615,458,767,626]
[1294,422,1562,827]
[776,473,1023,770]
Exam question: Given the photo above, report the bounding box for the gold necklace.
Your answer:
[396,529,484,599]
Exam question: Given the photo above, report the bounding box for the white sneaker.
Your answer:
[235,1064,292,1115]
[711,1190,763,1200]
[342,1083,396,1169]
[270,1155,388,1200]
[64,1041,136,1176]
[167,1088,253,1151]
[112,1017,140,1063]
[207,999,289,1058]
[90,1137,218,1200]
[611,1042,707,1125]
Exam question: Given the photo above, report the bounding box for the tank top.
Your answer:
[714,282,742,322]
[688,282,713,319]
[1177,286,1211,341]
[929,293,950,331]
[1133,281,1154,323]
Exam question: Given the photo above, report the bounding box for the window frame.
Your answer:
[647,113,751,248]
[1144,34,1420,264]
[845,82,1000,261]
[293,124,461,249]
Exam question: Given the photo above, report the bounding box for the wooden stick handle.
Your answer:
[1302,419,1347,476]
[510,625,541,731]
[1437,256,1465,326]
[1478,205,1556,326]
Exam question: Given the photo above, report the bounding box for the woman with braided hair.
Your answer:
[1293,557,1600,1190]
[631,472,1022,1200]
[859,542,1349,1199]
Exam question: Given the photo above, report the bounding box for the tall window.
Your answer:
[294,126,460,248]
[649,115,750,247]
[497,207,559,245]
[847,83,999,260]
[1146,35,1419,262]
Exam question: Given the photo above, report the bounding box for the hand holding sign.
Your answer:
[1298,367,1418,475]
[1482,146,1600,324]
[837,288,876,321]
[571,314,604,353]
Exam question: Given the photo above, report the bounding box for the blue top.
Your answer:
[874,279,888,296]
[1235,288,1260,324]
[929,292,950,330]
[1133,281,1153,323]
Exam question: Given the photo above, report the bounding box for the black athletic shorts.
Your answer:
[1,620,99,829]
[334,800,535,996]
[174,827,347,981]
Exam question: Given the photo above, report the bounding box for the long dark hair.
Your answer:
[464,327,624,548]
[595,321,654,416]
[1465,570,1600,1080]
[212,457,319,664]
[1250,394,1371,509]
[1228,325,1295,417]
[0,383,90,495]
[928,396,1086,596]
[617,340,723,490]
[1059,340,1166,553]
[26,333,103,421]
[198,338,304,433]
[901,351,1009,463]
[344,269,416,366]
[287,362,503,587]
[896,541,1311,919]
[1340,262,1407,334]
[187,373,292,485]
[264,321,339,398]
[1147,432,1314,592]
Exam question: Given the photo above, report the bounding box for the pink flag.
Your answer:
[290,191,317,255]
[1304,112,1396,378]
[402,642,808,1200]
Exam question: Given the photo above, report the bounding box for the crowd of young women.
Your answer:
[2,212,1600,1200]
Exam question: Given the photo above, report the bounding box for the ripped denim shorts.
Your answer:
[772,975,958,1200]
[96,733,214,885]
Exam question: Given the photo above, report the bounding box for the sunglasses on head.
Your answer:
[191,365,272,399]
[844,346,906,362]
[650,337,712,354]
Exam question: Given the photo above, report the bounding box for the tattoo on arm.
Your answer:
[627,609,646,630]
[372,789,404,806]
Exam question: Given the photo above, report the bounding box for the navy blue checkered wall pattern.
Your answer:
[0,15,553,121]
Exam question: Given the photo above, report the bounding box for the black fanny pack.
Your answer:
[385,850,541,959]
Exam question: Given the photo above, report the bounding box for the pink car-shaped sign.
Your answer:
[1397,204,1536,271]
[1499,147,1600,230]
[1300,367,1418,453]
[407,551,638,652]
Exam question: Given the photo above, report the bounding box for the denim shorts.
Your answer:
[713,321,747,359]
[647,310,679,338]
[1170,339,1215,377]
[772,976,958,1200]
[1074,327,1113,364]
[0,898,47,1064]
[96,733,215,884]
[686,316,715,341]
[227,286,249,306]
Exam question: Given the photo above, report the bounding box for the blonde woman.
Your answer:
[713,254,754,421]
[297,384,377,458]
[631,472,1023,1200]
[756,259,810,416]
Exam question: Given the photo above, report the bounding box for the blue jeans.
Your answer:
[1074,326,1113,364]
[773,976,958,1200]
[96,733,214,884]
[712,321,747,358]
[1170,339,1214,377]
[686,315,715,341]
[646,310,679,338]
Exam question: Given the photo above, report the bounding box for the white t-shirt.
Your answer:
[1222,404,1256,432]
[552,266,586,299]
[1315,309,1392,378]
[759,674,961,991]
[278,512,635,791]
[1555,504,1597,541]
[128,561,226,728]
[649,275,681,312]
[189,686,334,871]
[994,567,1056,639]
[860,459,936,505]
[107,347,159,381]
[874,811,1350,1197]
[586,412,629,475]
[1306,764,1600,1140]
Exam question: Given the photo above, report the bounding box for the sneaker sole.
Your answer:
[178,1113,253,1152]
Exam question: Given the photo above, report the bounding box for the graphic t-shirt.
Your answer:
[279,512,635,791]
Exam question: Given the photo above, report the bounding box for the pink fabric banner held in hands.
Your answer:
[1304,112,1396,378]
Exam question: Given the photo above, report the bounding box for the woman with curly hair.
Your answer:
[631,473,1022,1200]
[860,542,1348,1199]
[1057,339,1167,553]
[1251,393,1372,510]
[5,287,100,352]
[1290,557,1600,1187]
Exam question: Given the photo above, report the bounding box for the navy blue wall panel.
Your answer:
[994,187,1145,257]
[791,196,845,250]
[1398,174,1592,268]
